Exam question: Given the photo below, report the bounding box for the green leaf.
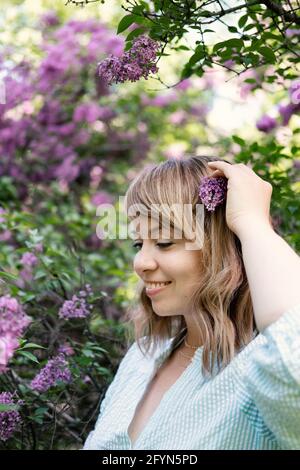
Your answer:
[18,342,46,350]
[232,135,245,146]
[117,15,144,35]
[258,46,276,63]
[125,27,145,42]
[0,271,18,281]
[188,45,206,66]
[213,38,244,53]
[238,14,248,29]
[17,350,39,364]
[0,404,20,412]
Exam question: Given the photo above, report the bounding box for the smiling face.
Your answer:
[132,215,203,318]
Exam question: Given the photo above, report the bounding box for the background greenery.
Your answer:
[0,0,299,449]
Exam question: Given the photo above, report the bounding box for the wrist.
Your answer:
[236,217,275,244]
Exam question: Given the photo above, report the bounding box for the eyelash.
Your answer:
[132,242,173,250]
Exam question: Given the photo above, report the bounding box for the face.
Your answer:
[132,215,203,317]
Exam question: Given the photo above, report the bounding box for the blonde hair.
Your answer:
[123,155,258,377]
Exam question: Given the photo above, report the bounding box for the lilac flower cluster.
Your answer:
[0,295,31,339]
[0,295,31,373]
[0,392,23,442]
[97,35,160,85]
[256,115,277,133]
[58,285,93,320]
[198,176,228,212]
[20,252,38,268]
[58,343,75,356]
[30,354,72,392]
[0,336,19,373]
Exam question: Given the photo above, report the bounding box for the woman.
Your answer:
[83,155,300,450]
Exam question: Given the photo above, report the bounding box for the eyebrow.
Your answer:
[132,226,174,239]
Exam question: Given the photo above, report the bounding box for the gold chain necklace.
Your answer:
[177,337,200,361]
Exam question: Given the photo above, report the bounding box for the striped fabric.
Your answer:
[83,303,300,450]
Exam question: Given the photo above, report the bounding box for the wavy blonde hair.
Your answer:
[123,155,258,377]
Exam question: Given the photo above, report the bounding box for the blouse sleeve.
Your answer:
[243,302,300,449]
[82,341,137,449]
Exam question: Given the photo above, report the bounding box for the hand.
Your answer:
[207,161,274,240]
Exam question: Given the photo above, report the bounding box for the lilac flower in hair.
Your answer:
[198,176,228,212]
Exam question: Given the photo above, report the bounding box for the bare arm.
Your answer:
[239,221,300,332]
[206,160,300,332]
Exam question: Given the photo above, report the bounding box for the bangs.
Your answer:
[124,158,206,241]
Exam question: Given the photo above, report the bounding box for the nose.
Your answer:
[133,243,159,277]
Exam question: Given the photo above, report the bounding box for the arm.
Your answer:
[206,160,300,332]
[239,221,300,332]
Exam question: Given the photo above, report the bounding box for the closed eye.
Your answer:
[132,242,173,250]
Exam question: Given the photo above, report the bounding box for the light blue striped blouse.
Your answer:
[83,303,300,450]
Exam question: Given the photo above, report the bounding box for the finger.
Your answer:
[209,169,224,177]
[207,161,233,178]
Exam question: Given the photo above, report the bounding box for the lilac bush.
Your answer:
[0,392,23,442]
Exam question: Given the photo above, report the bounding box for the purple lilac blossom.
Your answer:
[0,392,23,441]
[58,286,92,320]
[58,343,75,356]
[90,191,113,207]
[30,354,72,392]
[198,176,228,212]
[20,252,38,268]
[278,102,300,125]
[0,295,31,338]
[97,35,159,85]
[256,115,277,133]
[289,80,300,105]
[0,335,19,373]
[285,29,300,38]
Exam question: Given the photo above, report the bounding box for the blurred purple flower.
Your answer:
[40,10,60,28]
[58,343,75,357]
[91,191,113,207]
[168,110,188,125]
[20,252,38,268]
[285,29,300,38]
[73,103,102,124]
[256,115,277,133]
[53,155,80,183]
[0,295,31,339]
[278,102,299,125]
[0,335,19,373]
[289,80,300,105]
[175,79,192,91]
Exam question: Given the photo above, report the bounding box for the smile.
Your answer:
[145,281,172,297]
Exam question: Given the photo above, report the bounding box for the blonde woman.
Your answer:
[83,155,300,450]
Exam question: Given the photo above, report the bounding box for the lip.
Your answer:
[145,282,172,297]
